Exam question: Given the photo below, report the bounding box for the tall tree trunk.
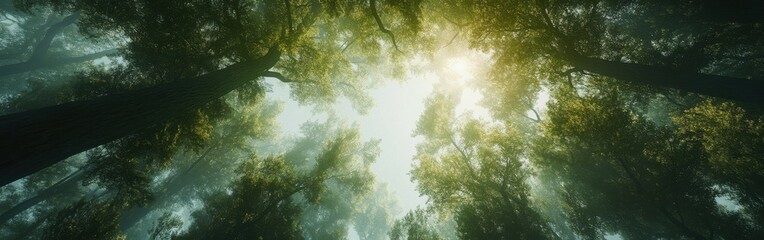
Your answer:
[0,12,80,77]
[0,48,119,77]
[119,134,226,231]
[118,170,193,232]
[0,168,85,225]
[0,47,280,186]
[570,54,764,104]
[0,15,60,60]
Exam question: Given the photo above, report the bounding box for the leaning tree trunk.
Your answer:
[0,48,119,77]
[0,168,86,225]
[0,13,79,77]
[0,48,280,186]
[118,165,197,232]
[569,54,764,104]
[119,133,227,231]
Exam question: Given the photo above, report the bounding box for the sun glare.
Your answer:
[446,57,472,84]
[438,52,492,120]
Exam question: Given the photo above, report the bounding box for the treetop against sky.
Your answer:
[0,0,763,239]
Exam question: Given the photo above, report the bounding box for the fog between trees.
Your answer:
[1,0,763,239]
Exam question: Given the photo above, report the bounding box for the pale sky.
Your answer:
[267,40,493,220]
[268,72,434,216]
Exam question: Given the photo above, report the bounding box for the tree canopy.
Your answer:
[1,0,763,239]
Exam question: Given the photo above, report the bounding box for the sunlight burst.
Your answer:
[446,57,473,84]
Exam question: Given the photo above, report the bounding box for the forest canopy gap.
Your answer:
[1,0,763,239]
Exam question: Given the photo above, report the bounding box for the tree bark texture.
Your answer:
[570,55,764,104]
[0,48,281,186]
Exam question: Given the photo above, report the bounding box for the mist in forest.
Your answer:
[1,0,763,239]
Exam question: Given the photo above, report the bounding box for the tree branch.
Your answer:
[447,134,484,184]
[341,35,361,53]
[54,48,119,65]
[536,1,576,55]
[369,0,403,53]
[29,12,80,62]
[0,16,60,60]
[439,31,460,50]
[527,107,541,123]
[262,71,296,83]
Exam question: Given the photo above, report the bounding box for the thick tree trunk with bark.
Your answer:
[570,55,764,104]
[0,48,280,186]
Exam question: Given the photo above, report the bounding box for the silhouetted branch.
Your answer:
[537,1,576,55]
[369,0,403,53]
[341,35,360,53]
[29,12,79,62]
[441,14,467,28]
[559,68,585,99]
[58,48,119,64]
[439,31,460,49]
[527,108,541,123]
[560,68,581,88]
[262,71,295,83]
[0,15,61,60]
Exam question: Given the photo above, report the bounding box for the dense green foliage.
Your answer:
[1,0,763,239]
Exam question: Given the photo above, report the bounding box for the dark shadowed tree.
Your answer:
[434,0,764,108]
[1,0,425,186]
[0,12,118,78]
[0,6,120,94]
[118,99,282,236]
[533,90,758,239]
[674,101,764,230]
[40,199,125,240]
[174,156,304,240]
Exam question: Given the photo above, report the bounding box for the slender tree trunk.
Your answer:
[119,134,225,231]
[0,48,119,77]
[0,15,60,60]
[0,168,85,225]
[29,13,79,59]
[0,47,280,186]
[0,12,80,77]
[118,169,196,231]
[570,54,764,104]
